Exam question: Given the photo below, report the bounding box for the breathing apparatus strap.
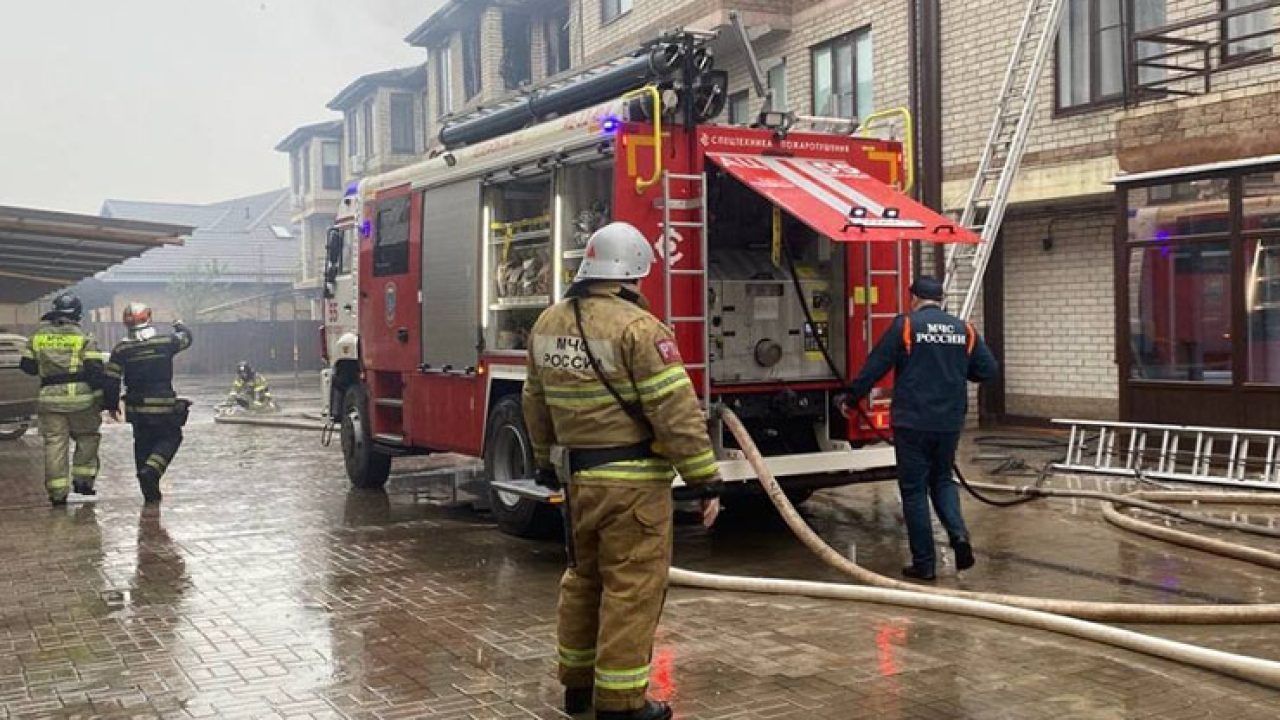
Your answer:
[569,295,653,433]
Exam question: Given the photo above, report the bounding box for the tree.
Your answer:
[167,259,233,322]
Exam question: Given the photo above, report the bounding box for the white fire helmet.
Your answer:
[573,222,655,283]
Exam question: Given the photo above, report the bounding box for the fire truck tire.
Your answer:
[341,385,391,489]
[484,396,559,538]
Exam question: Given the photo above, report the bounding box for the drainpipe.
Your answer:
[909,0,944,278]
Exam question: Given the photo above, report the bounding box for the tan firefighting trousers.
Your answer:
[557,479,673,712]
[39,408,102,501]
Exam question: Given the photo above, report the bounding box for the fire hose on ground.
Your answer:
[667,409,1280,690]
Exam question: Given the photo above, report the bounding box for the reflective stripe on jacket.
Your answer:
[23,321,102,413]
[522,283,720,486]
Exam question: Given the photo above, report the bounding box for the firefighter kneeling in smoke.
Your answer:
[522,222,722,719]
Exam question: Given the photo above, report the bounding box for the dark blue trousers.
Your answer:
[893,427,969,574]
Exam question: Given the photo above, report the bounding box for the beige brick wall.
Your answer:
[1000,207,1119,420]
[941,0,1280,186]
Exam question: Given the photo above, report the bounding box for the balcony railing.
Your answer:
[1129,1,1280,100]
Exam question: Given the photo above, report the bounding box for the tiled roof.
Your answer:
[97,189,298,285]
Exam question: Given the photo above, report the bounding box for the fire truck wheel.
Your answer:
[484,396,559,538]
[341,385,391,489]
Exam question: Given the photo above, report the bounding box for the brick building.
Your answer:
[296,0,1280,427]
[406,0,574,151]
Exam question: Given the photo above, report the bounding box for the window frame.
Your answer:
[372,195,412,277]
[766,58,788,110]
[1220,0,1275,64]
[601,0,633,26]
[389,93,418,155]
[809,28,872,121]
[321,141,341,190]
[361,100,374,158]
[544,10,572,77]
[462,25,482,100]
[727,90,751,125]
[1054,0,1170,116]
[435,45,454,118]
[346,111,358,159]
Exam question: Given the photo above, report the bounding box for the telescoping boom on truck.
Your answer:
[317,29,978,536]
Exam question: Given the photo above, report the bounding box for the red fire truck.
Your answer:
[320,32,976,535]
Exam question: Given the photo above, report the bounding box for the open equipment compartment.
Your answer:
[704,162,853,458]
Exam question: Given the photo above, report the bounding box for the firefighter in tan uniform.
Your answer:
[523,222,722,719]
[18,293,106,505]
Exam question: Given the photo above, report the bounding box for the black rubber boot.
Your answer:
[952,540,975,571]
[596,700,673,720]
[138,473,162,504]
[72,480,96,496]
[563,687,592,714]
[50,496,68,507]
[902,565,936,581]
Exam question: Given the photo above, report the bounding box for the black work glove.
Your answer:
[535,467,560,490]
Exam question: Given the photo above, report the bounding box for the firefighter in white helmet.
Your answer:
[522,222,722,719]
[102,303,193,504]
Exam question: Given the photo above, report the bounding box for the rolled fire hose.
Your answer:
[669,409,1280,689]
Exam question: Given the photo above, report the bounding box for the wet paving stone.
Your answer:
[0,379,1277,717]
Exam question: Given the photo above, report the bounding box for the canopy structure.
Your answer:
[707,153,978,244]
[0,205,189,303]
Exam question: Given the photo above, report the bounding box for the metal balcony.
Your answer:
[1128,1,1279,101]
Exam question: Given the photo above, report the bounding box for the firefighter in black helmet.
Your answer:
[19,292,107,505]
[102,303,193,504]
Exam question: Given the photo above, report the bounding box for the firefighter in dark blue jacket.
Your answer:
[840,276,999,581]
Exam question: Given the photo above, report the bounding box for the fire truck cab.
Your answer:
[320,33,976,536]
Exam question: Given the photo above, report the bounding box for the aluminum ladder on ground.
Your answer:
[660,171,711,402]
[942,0,1068,322]
[1053,419,1280,491]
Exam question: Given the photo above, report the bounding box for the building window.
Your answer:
[300,147,311,194]
[290,151,302,195]
[1223,0,1273,61]
[434,46,454,118]
[727,90,751,125]
[767,59,787,110]
[321,141,341,190]
[1057,0,1166,110]
[545,9,572,77]
[462,25,482,100]
[1126,179,1233,383]
[390,93,417,154]
[502,13,533,90]
[373,195,411,277]
[1244,171,1280,382]
[811,29,873,121]
[346,112,358,159]
[361,100,374,157]
[601,0,632,25]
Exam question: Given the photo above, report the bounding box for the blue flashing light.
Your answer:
[600,116,621,134]
[345,180,360,196]
[360,219,372,238]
